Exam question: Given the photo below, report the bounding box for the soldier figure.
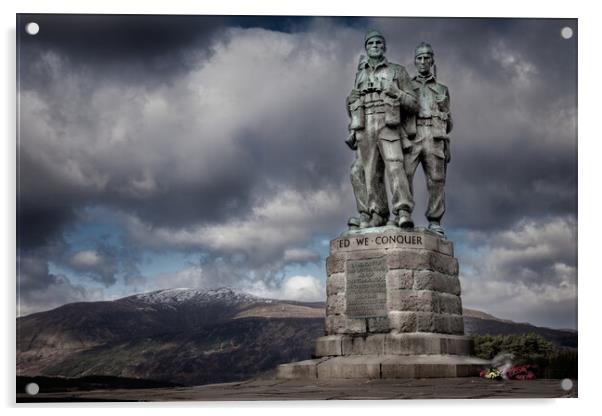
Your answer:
[403,42,453,237]
[346,30,418,229]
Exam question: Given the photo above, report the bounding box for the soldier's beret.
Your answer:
[364,29,385,46]
[415,42,434,57]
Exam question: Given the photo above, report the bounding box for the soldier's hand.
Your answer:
[400,91,419,113]
[384,83,402,100]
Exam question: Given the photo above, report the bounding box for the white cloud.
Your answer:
[279,275,325,301]
[491,40,539,85]
[243,274,325,302]
[122,188,341,264]
[153,264,206,290]
[460,216,577,329]
[70,250,103,268]
[283,248,320,264]
[151,261,325,303]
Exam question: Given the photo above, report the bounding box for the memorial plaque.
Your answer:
[345,256,388,317]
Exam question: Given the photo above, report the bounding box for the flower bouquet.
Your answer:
[479,368,503,380]
[505,364,537,380]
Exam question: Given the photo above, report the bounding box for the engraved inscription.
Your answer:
[345,257,388,317]
[332,232,431,252]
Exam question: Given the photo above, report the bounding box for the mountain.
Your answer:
[17,288,576,386]
[17,288,324,385]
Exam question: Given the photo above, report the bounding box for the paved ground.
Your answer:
[17,377,577,402]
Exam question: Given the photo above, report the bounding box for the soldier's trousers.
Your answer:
[350,154,389,218]
[404,125,447,222]
[355,113,414,218]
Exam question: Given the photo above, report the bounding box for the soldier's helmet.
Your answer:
[364,29,386,47]
[415,42,434,57]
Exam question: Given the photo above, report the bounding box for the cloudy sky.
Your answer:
[16,14,577,329]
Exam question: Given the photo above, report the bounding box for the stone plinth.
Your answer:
[277,227,489,379]
[326,227,463,335]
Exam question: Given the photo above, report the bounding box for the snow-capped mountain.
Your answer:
[17,287,324,386]
[125,287,265,306]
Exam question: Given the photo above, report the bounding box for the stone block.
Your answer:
[387,250,458,275]
[317,356,381,379]
[413,270,461,295]
[388,311,417,333]
[341,336,362,355]
[325,315,345,335]
[326,292,345,315]
[419,233,454,256]
[415,364,457,378]
[325,315,368,335]
[388,289,438,313]
[456,364,482,377]
[415,291,438,312]
[385,333,444,355]
[342,334,386,355]
[326,273,345,296]
[381,363,416,378]
[416,312,436,332]
[434,314,451,334]
[438,293,463,314]
[364,334,386,354]
[385,269,413,290]
[439,335,472,355]
[315,336,343,357]
[439,239,454,256]
[449,315,465,334]
[387,291,462,315]
[367,316,389,333]
[430,252,459,275]
[385,334,420,355]
[277,359,319,379]
[326,254,346,275]
[415,312,466,334]
[343,317,367,334]
[346,248,388,260]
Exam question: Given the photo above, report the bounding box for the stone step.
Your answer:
[277,354,490,380]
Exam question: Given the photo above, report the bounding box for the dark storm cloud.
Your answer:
[17,19,360,251]
[17,252,103,316]
[17,14,227,80]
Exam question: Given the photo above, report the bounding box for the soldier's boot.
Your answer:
[358,212,371,229]
[347,217,360,230]
[427,221,446,237]
[368,212,387,228]
[397,211,414,229]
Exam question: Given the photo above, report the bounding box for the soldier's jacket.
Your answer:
[402,74,453,151]
[346,55,418,141]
